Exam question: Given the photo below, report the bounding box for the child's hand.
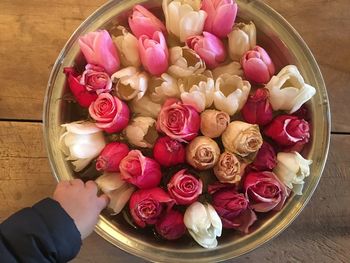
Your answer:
[53,179,109,239]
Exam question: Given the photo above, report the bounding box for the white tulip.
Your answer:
[168,46,206,78]
[274,152,313,195]
[213,74,251,115]
[60,121,106,172]
[111,67,148,101]
[162,0,207,42]
[125,117,157,148]
[184,202,222,248]
[266,65,316,113]
[130,95,161,119]
[113,26,141,67]
[228,22,256,61]
[95,172,135,215]
[149,73,181,103]
[212,61,243,79]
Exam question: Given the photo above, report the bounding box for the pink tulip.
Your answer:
[155,209,186,240]
[186,32,226,69]
[201,0,238,38]
[96,142,130,172]
[138,31,169,76]
[129,5,166,39]
[78,30,120,75]
[241,45,275,84]
[153,136,186,167]
[120,150,162,189]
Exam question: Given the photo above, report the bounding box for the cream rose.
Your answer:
[214,151,245,184]
[200,110,230,138]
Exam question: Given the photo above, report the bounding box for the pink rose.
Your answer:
[243,171,289,212]
[241,45,275,84]
[80,64,112,94]
[167,169,202,205]
[129,187,174,228]
[201,0,238,38]
[157,99,200,142]
[78,30,120,75]
[153,136,186,167]
[264,115,310,148]
[211,188,257,233]
[128,5,166,39]
[248,142,277,172]
[241,88,273,125]
[88,93,130,133]
[120,150,162,189]
[96,142,129,172]
[155,209,186,240]
[138,31,169,76]
[186,32,226,69]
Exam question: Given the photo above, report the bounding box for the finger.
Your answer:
[70,178,84,188]
[85,180,98,194]
[97,194,110,211]
[57,180,70,188]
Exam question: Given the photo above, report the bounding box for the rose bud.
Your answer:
[128,5,166,39]
[241,88,273,125]
[63,67,98,108]
[186,136,220,170]
[211,189,257,233]
[167,169,203,205]
[120,150,162,189]
[214,151,246,184]
[222,121,263,160]
[200,110,230,138]
[201,0,238,38]
[157,98,200,142]
[153,136,186,167]
[249,142,277,172]
[155,209,186,240]
[129,187,174,228]
[274,152,312,195]
[89,93,130,133]
[264,115,310,147]
[78,30,120,75]
[243,171,290,212]
[80,64,112,95]
[186,32,226,69]
[241,45,275,84]
[125,117,157,148]
[138,31,169,76]
[96,142,129,172]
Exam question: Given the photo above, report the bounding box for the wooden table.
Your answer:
[0,0,349,262]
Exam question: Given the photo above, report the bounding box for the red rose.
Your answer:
[129,188,174,228]
[264,115,310,147]
[211,188,257,233]
[243,171,289,212]
[80,64,112,94]
[120,150,162,189]
[153,136,186,167]
[155,209,186,240]
[157,98,200,142]
[241,88,273,125]
[89,93,130,133]
[248,142,277,172]
[167,169,202,205]
[96,142,129,172]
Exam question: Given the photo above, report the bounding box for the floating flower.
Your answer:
[241,45,275,84]
[60,121,106,172]
[186,136,220,170]
[266,65,316,113]
[200,109,230,138]
[248,142,277,172]
[186,32,226,69]
[128,5,166,39]
[228,22,256,61]
[130,95,162,119]
[162,0,207,42]
[213,74,251,115]
[78,30,120,75]
[80,64,112,95]
[89,93,130,133]
[95,172,135,215]
[153,136,186,167]
[212,61,243,79]
[148,73,180,103]
[125,117,158,148]
[96,142,130,172]
[274,152,313,195]
[155,209,186,240]
[201,0,238,38]
[168,46,206,78]
[214,151,245,184]
[184,202,222,248]
[113,26,141,67]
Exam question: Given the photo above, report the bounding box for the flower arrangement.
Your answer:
[60,0,315,249]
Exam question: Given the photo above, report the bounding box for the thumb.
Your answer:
[97,194,110,211]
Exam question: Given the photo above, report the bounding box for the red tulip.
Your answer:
[96,142,129,172]
[153,136,186,167]
[155,209,186,240]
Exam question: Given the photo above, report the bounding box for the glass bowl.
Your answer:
[43,0,331,262]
